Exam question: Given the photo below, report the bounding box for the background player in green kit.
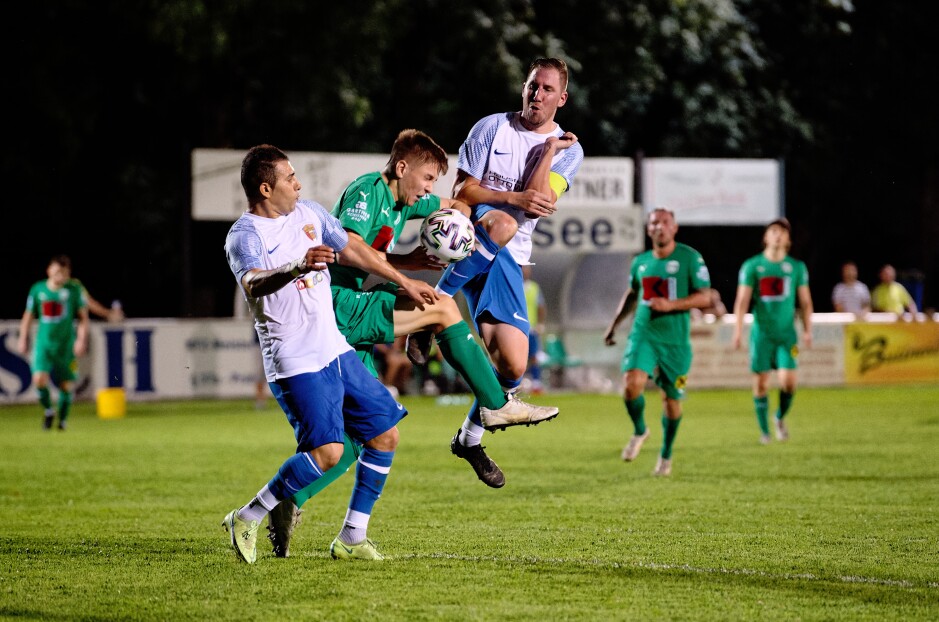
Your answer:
[265,129,558,557]
[732,218,813,444]
[603,208,713,477]
[17,254,90,430]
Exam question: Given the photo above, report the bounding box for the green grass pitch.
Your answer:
[1,386,937,620]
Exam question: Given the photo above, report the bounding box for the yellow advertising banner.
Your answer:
[844,322,939,384]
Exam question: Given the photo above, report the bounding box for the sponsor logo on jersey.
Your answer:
[758,276,789,301]
[348,202,369,222]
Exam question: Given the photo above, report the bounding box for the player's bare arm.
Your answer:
[454,172,554,217]
[16,310,32,355]
[74,307,90,357]
[439,197,472,219]
[241,245,336,298]
[732,285,754,349]
[648,288,714,313]
[797,285,814,348]
[604,289,639,346]
[338,235,439,306]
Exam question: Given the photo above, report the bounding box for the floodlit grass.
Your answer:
[1,387,937,620]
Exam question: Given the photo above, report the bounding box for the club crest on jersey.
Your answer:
[666,260,680,274]
[303,224,318,241]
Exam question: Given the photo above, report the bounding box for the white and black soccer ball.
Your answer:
[419,208,475,263]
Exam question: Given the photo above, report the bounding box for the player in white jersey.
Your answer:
[221,144,438,563]
[409,58,583,448]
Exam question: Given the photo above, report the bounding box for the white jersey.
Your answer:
[458,112,584,264]
[225,199,353,380]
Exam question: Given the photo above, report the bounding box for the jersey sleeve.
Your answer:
[413,194,442,219]
[689,250,711,290]
[334,178,378,239]
[457,113,504,180]
[796,260,810,288]
[225,220,265,282]
[309,201,350,252]
[552,141,584,192]
[738,258,756,287]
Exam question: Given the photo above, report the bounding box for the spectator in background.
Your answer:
[732,218,813,445]
[522,264,547,395]
[17,254,90,430]
[831,261,871,318]
[871,264,917,316]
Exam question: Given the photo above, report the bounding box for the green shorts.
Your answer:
[332,283,399,377]
[32,345,78,384]
[749,334,799,373]
[621,334,692,400]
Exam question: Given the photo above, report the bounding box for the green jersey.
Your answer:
[25,278,87,354]
[329,171,441,291]
[738,253,809,338]
[629,243,711,345]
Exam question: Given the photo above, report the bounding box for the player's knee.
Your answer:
[479,211,517,246]
[313,445,344,471]
[366,426,399,452]
[436,296,463,328]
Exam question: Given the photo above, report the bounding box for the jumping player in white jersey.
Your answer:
[408,58,583,452]
[222,144,438,563]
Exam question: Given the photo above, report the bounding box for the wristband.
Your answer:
[287,257,306,277]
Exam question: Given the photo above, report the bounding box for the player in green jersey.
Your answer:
[604,208,713,476]
[17,255,90,430]
[265,129,558,557]
[732,218,814,444]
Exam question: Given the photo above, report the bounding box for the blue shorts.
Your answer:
[461,249,530,336]
[270,350,406,452]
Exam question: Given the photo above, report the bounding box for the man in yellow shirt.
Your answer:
[871,264,917,316]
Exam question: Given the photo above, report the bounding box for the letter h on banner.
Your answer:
[104,329,155,392]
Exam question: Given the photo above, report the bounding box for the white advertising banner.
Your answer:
[641,158,782,225]
[192,149,640,254]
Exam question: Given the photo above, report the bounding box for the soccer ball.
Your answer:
[420,208,475,263]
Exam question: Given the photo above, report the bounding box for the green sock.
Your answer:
[58,391,73,423]
[754,396,770,435]
[661,415,682,459]
[435,321,505,409]
[777,391,794,420]
[624,395,647,435]
[292,433,361,508]
[38,387,52,409]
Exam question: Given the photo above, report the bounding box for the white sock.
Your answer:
[460,418,485,447]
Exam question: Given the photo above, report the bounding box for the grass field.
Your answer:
[1,387,937,621]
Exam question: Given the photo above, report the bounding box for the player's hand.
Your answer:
[802,332,813,349]
[648,297,673,312]
[547,132,578,151]
[603,328,617,346]
[74,340,88,357]
[394,246,448,272]
[732,333,742,350]
[515,189,556,218]
[304,245,336,271]
[399,277,439,308]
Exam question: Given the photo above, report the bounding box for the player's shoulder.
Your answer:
[471,112,513,135]
[674,242,704,260]
[297,199,330,219]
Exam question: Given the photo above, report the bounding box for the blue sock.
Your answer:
[468,399,483,426]
[436,225,501,296]
[496,370,522,394]
[340,447,394,543]
[267,452,325,500]
[348,447,394,517]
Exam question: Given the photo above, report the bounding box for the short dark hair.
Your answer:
[241,144,289,203]
[385,129,449,177]
[529,58,570,91]
[49,254,71,269]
